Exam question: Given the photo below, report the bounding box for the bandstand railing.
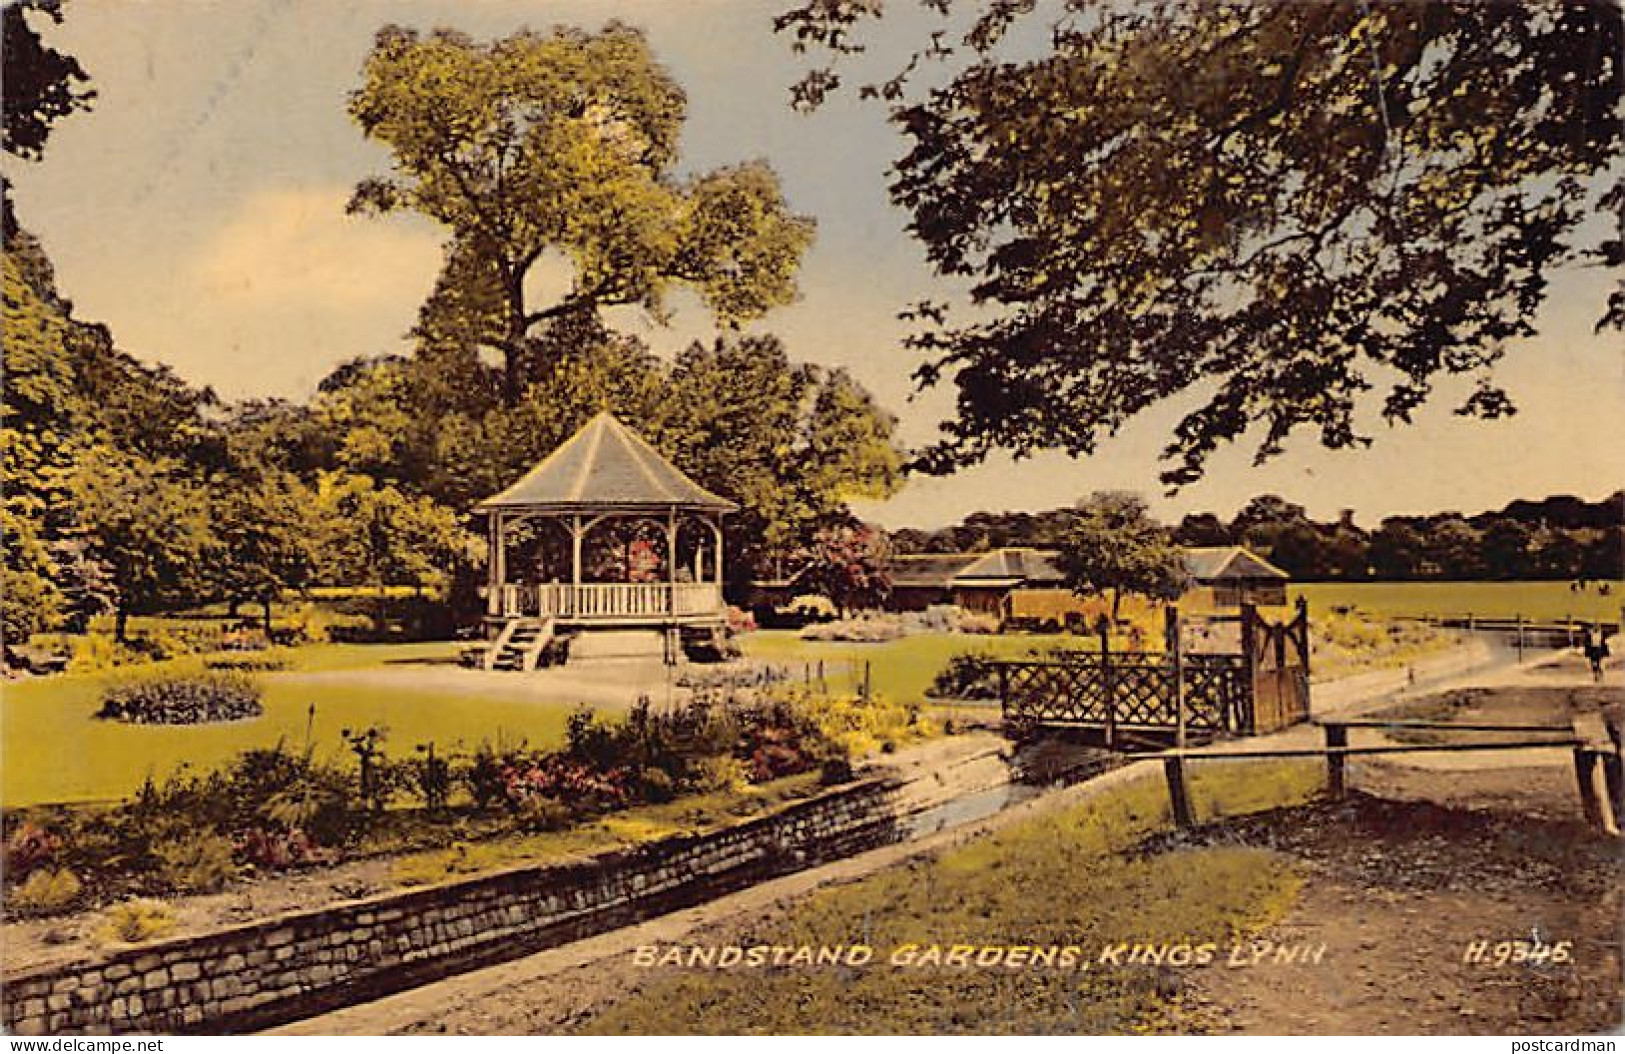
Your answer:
[495,583,723,620]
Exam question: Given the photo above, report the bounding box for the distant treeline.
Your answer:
[890,493,1624,583]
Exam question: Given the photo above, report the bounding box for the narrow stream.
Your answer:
[895,748,1121,841]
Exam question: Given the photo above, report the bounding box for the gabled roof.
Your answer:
[889,553,981,587]
[955,548,1065,585]
[475,412,736,513]
[1182,546,1289,582]
[886,548,1066,589]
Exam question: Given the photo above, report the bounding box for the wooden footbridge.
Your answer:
[997,602,1311,745]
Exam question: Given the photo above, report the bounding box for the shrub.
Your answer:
[693,756,751,794]
[271,602,370,646]
[787,595,838,622]
[465,739,527,812]
[955,612,1002,635]
[97,669,263,725]
[10,867,83,916]
[122,743,362,857]
[514,797,574,833]
[99,899,177,944]
[503,756,632,813]
[800,615,907,643]
[726,605,757,634]
[927,651,999,699]
[152,832,238,893]
[235,827,332,871]
[2,821,60,882]
[405,742,454,811]
[66,633,145,673]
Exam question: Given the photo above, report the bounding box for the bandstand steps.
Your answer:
[488,618,553,671]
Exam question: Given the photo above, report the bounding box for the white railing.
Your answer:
[494,582,721,619]
[492,582,724,619]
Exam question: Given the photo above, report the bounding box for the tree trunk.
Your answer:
[503,270,529,405]
[115,603,130,644]
[262,597,273,632]
[1111,588,1123,624]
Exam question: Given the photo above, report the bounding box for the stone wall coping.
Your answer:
[2,773,904,988]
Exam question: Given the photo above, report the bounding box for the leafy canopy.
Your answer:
[778,0,1624,486]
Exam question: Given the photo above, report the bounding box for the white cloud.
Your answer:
[190,186,441,311]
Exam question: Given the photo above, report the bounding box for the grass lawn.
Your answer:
[1293,581,1623,623]
[585,760,1322,1034]
[1,654,573,808]
[739,630,1084,705]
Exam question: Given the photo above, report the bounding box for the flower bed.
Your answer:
[95,669,263,725]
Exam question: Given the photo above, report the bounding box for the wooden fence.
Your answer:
[997,601,1311,743]
[1150,716,1623,838]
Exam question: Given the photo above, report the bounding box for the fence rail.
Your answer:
[1146,716,1622,837]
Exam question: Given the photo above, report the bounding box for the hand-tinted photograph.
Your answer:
[2,0,1620,1039]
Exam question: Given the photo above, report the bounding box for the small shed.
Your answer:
[1182,546,1291,607]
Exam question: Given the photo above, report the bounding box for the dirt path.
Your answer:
[1174,796,1621,1035]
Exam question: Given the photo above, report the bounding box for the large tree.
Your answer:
[68,448,215,641]
[778,1,1623,486]
[348,23,816,400]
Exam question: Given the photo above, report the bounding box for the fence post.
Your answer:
[1324,723,1348,799]
[1573,747,1605,831]
[1099,618,1116,749]
[1168,606,1186,749]
[1294,596,1311,675]
[862,660,872,704]
[1163,756,1194,829]
[1516,613,1525,662]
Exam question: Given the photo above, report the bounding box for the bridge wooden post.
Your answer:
[1164,756,1194,829]
[1239,604,1258,734]
[1324,723,1348,799]
[1099,619,1116,749]
[1167,606,1186,749]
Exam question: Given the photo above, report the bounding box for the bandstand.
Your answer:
[473,412,735,668]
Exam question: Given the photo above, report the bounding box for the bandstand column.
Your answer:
[666,508,678,615]
[487,513,506,616]
[712,516,725,597]
[570,515,583,590]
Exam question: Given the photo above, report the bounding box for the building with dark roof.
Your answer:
[1180,546,1290,606]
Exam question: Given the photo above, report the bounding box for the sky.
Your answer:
[7,0,1623,531]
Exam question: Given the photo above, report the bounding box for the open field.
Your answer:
[1292,581,1623,623]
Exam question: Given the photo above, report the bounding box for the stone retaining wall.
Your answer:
[2,777,903,1036]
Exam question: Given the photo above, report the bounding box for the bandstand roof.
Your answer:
[474,412,737,514]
